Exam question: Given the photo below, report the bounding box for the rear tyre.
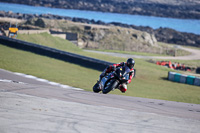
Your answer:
[102,80,118,94]
[93,82,101,93]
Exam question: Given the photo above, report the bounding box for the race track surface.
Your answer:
[84,46,200,60]
[0,69,200,133]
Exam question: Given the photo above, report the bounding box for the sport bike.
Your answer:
[93,66,130,94]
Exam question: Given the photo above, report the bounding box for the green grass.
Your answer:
[0,44,99,89]
[0,33,200,104]
[17,33,82,53]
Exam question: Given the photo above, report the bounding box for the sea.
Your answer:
[0,2,200,35]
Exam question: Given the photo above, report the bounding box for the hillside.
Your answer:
[1,11,200,48]
[1,17,165,54]
[42,19,159,53]
[1,0,200,19]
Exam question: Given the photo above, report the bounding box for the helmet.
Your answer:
[126,58,135,69]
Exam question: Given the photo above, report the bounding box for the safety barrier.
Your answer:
[0,36,113,71]
[180,74,187,84]
[168,71,200,86]
[194,77,200,86]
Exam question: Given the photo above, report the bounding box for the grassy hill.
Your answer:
[0,33,200,104]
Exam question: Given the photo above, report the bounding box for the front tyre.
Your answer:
[102,80,118,94]
[93,82,101,93]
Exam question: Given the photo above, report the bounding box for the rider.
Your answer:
[99,58,135,93]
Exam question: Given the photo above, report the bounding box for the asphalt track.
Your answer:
[84,46,200,60]
[0,69,200,133]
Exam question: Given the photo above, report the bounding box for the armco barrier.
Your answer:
[168,71,200,86]
[0,36,112,71]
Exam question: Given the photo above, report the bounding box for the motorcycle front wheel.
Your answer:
[93,82,101,93]
[102,80,118,94]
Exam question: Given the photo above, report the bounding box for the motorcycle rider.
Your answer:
[98,58,135,93]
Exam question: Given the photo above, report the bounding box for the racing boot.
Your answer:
[118,84,127,93]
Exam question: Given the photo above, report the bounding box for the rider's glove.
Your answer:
[100,73,105,79]
[121,62,125,66]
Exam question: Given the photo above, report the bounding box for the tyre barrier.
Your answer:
[0,36,113,71]
[168,72,176,81]
[168,71,200,86]
[194,77,200,86]
[180,74,187,84]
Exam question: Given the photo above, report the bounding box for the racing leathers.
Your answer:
[99,62,134,93]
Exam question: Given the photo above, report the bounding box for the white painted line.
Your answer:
[73,88,84,91]
[36,78,49,82]
[11,71,83,90]
[24,75,37,79]
[0,79,12,83]
[0,79,25,84]
[14,72,26,76]
[59,85,71,88]
[48,82,61,86]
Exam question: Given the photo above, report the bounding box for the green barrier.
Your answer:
[186,76,195,85]
[174,73,181,82]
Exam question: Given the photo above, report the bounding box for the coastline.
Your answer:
[0,0,200,19]
[1,11,200,48]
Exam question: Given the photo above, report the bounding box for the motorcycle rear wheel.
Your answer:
[102,80,118,94]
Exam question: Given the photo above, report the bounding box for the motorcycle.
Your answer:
[93,65,130,94]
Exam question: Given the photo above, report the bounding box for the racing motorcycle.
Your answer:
[93,65,130,94]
